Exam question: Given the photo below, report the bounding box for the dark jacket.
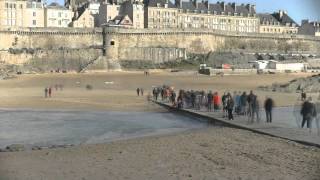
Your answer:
[264,98,274,111]
[301,101,317,117]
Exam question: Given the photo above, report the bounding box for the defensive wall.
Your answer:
[1,26,320,71]
[0,27,104,71]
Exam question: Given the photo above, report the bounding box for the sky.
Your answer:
[48,0,320,24]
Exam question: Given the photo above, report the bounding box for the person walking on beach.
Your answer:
[48,87,52,98]
[301,97,316,132]
[226,93,234,120]
[44,87,48,98]
[264,97,274,123]
[136,88,140,96]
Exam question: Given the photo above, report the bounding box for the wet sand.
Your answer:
[0,71,319,179]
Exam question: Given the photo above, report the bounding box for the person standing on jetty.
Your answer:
[44,87,48,98]
[226,93,234,120]
[213,92,221,111]
[264,97,274,123]
[207,91,213,112]
[136,88,140,96]
[252,95,260,123]
[240,92,248,115]
[247,91,255,122]
[301,97,316,132]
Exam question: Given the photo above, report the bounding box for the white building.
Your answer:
[0,0,45,28]
[44,2,73,27]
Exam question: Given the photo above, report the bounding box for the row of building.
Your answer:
[0,0,319,36]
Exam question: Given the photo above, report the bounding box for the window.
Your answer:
[13,4,16,9]
[110,41,115,45]
[20,4,23,9]
[32,20,36,25]
[5,3,8,8]
[58,12,62,17]
[58,20,61,25]
[33,12,36,16]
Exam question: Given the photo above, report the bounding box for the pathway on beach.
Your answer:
[156,101,320,147]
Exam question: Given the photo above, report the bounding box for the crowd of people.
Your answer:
[151,85,275,124]
[149,85,320,134]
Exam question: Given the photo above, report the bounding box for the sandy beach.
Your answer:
[0,71,319,179]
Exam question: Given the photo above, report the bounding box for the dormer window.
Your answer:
[213,11,217,15]
[157,3,160,7]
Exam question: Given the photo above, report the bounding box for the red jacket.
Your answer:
[214,95,220,105]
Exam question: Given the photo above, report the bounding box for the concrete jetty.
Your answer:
[155,101,320,148]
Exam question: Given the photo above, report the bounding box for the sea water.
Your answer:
[0,109,207,149]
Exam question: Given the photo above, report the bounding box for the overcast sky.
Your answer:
[48,0,320,24]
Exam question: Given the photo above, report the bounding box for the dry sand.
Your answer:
[0,71,314,110]
[0,71,319,180]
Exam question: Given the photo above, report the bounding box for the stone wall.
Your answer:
[119,47,186,63]
[104,28,320,62]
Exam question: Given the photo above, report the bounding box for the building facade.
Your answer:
[144,0,178,29]
[143,0,259,33]
[258,10,298,34]
[44,2,73,27]
[98,0,120,26]
[0,0,45,28]
[71,7,95,27]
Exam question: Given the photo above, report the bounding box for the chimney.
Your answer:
[175,0,182,8]
[192,0,198,9]
[246,4,251,13]
[279,10,286,18]
[220,1,225,11]
[205,0,209,10]
[231,2,236,12]
[251,4,256,13]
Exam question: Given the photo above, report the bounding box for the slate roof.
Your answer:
[47,2,69,9]
[272,11,297,26]
[146,0,176,8]
[257,13,279,24]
